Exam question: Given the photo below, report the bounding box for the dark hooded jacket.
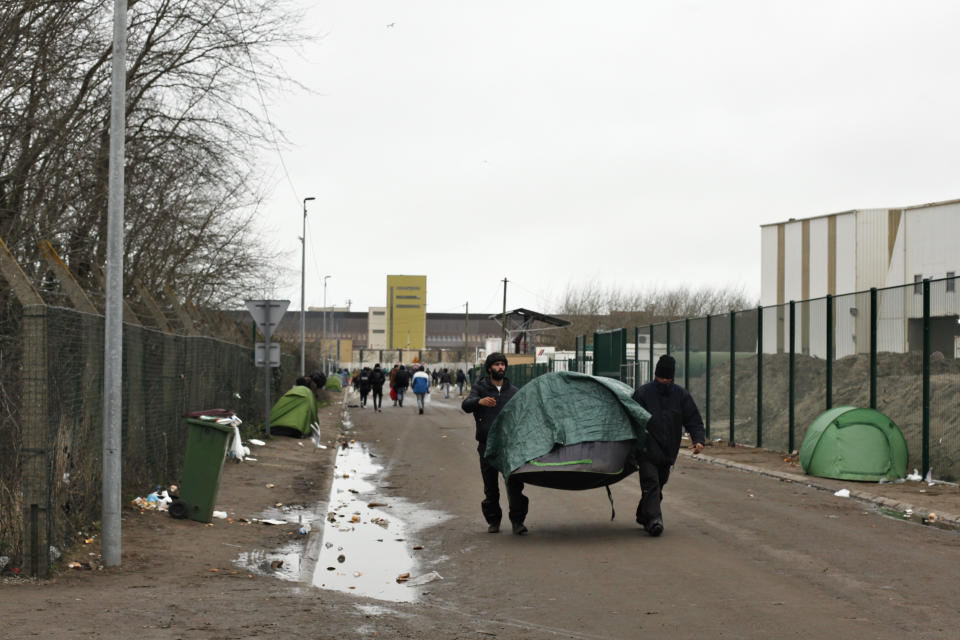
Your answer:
[461,375,518,442]
[370,366,386,390]
[394,366,410,390]
[358,367,372,393]
[632,381,705,465]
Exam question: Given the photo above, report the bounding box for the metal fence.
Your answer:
[520,276,960,483]
[0,301,296,575]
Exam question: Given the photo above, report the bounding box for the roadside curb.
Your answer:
[682,450,960,532]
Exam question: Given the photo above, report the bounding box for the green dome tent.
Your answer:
[799,406,908,481]
[268,385,318,438]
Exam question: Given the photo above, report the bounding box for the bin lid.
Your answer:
[186,417,236,434]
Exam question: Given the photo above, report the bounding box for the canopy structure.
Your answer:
[268,385,318,438]
[484,371,650,489]
[488,307,571,354]
[799,406,908,481]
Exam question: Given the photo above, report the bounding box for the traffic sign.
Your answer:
[244,299,289,340]
[255,343,281,367]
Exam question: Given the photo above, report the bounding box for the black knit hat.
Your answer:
[485,352,508,370]
[655,355,675,380]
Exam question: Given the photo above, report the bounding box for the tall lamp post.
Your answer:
[322,275,331,372]
[300,196,315,375]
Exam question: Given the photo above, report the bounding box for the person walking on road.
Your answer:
[370,364,386,412]
[393,364,410,407]
[456,369,466,396]
[440,368,452,399]
[389,364,399,406]
[357,366,372,408]
[412,365,431,414]
[631,355,705,537]
[462,352,529,535]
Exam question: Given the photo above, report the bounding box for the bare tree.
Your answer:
[551,281,757,349]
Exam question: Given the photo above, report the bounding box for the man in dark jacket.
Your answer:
[357,366,372,408]
[370,364,386,412]
[631,354,705,537]
[461,352,529,535]
[393,365,410,407]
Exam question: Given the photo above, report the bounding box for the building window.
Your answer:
[948,272,956,293]
[372,329,384,334]
[914,274,923,295]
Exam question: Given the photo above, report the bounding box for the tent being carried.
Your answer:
[799,406,908,481]
[484,372,650,490]
[268,385,318,438]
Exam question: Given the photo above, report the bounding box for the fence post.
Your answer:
[648,325,654,383]
[869,287,878,409]
[789,300,795,453]
[684,318,690,391]
[705,314,711,440]
[922,279,930,478]
[756,306,763,449]
[666,321,672,357]
[729,310,735,445]
[826,293,833,410]
[634,326,640,388]
[21,304,50,577]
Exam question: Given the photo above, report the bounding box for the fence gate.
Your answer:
[593,328,627,380]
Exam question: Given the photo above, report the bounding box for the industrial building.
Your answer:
[386,275,426,350]
[760,199,960,357]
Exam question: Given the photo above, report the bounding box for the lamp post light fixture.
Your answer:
[300,196,315,376]
[322,275,331,372]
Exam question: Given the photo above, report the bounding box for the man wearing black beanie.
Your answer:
[631,354,705,537]
[461,352,529,535]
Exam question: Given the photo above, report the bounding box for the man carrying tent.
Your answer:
[462,352,529,535]
[631,355,705,537]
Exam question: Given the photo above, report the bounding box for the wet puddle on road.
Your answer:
[238,440,450,602]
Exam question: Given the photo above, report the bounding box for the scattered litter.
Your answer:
[298,442,304,447]
[368,502,388,508]
[337,554,346,563]
[246,458,258,462]
[260,519,287,525]
[265,483,276,489]
[229,425,250,462]
[299,523,311,535]
[0,556,8,572]
[833,489,850,498]
[66,561,91,570]
[412,545,423,550]
[405,571,443,586]
[925,468,934,485]
[906,469,922,481]
[212,511,228,519]
[249,439,266,446]
[49,546,60,562]
[270,560,284,570]
[396,572,410,583]
[923,512,938,525]
[370,517,389,528]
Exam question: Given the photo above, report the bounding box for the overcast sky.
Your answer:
[253,1,960,316]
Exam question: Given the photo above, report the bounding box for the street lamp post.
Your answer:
[322,275,331,372]
[300,196,315,376]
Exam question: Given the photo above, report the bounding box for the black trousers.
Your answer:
[636,457,671,526]
[359,390,369,405]
[371,388,383,409]
[477,441,528,525]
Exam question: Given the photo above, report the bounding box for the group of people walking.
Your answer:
[346,351,705,540]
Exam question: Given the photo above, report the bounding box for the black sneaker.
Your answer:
[511,522,528,536]
[646,518,663,537]
[487,522,500,533]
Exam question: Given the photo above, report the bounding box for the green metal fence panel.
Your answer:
[687,317,708,436]
[668,320,685,382]
[652,324,667,382]
[707,312,732,443]
[927,276,959,481]
[831,290,871,409]
[593,328,627,380]
[791,297,828,452]
[872,284,924,477]
[733,308,759,447]
[760,304,790,452]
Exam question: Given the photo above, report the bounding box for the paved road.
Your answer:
[349,390,960,639]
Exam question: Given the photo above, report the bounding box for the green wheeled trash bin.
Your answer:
[169,418,233,523]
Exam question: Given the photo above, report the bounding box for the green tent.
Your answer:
[268,385,318,437]
[799,406,908,481]
[484,371,650,488]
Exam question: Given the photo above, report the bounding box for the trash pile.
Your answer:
[132,485,177,511]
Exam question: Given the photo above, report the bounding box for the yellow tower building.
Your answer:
[386,275,426,349]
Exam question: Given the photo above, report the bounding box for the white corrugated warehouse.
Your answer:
[760,200,960,357]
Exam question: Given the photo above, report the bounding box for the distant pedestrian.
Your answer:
[393,365,410,407]
[358,366,372,408]
[390,364,400,406]
[412,366,430,414]
[440,368,452,399]
[456,369,466,396]
[370,364,386,412]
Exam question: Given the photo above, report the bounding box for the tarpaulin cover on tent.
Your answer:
[799,406,908,481]
[268,386,317,437]
[484,372,650,489]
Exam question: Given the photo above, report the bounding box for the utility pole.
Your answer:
[501,278,508,353]
[464,302,469,364]
[102,0,128,569]
[300,196,315,376]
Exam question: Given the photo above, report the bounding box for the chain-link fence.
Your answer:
[1,301,296,575]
